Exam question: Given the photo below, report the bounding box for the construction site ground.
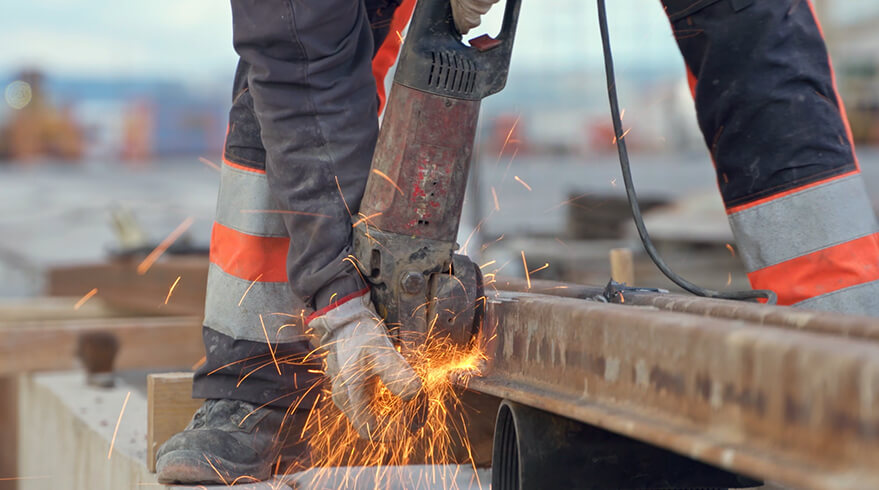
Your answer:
[2,150,878,489]
[2,149,877,297]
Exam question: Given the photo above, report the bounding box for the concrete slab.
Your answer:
[166,478,292,490]
[17,370,489,490]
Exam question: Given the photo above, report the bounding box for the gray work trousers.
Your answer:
[193,0,403,406]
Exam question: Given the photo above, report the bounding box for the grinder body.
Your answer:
[353,0,521,348]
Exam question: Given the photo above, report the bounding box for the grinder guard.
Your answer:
[353,0,521,348]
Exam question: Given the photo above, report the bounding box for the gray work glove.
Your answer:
[451,0,501,35]
[307,290,422,439]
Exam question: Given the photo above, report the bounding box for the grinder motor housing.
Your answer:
[353,0,522,348]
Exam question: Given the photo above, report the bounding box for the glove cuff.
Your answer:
[305,286,371,345]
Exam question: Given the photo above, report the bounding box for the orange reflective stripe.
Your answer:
[222,156,266,174]
[372,0,417,114]
[748,233,879,305]
[686,68,698,98]
[209,222,288,282]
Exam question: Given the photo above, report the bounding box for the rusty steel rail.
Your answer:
[468,290,879,490]
[496,277,879,342]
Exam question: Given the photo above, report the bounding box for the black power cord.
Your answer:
[596,0,777,304]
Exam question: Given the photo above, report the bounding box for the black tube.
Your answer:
[491,400,761,490]
[596,0,777,305]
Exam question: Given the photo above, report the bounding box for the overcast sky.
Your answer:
[1,0,694,85]
[1,0,236,82]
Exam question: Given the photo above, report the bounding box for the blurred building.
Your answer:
[816,1,879,144]
[0,70,83,162]
[1,72,227,163]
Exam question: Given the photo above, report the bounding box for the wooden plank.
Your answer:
[0,377,17,490]
[146,372,204,473]
[0,297,135,322]
[48,257,209,317]
[0,316,204,376]
[609,248,634,285]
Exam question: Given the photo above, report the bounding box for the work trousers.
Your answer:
[193,0,409,405]
[661,0,879,312]
[194,0,879,408]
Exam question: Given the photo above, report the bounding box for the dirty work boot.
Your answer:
[156,399,307,485]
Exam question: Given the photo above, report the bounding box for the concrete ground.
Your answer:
[1,150,876,298]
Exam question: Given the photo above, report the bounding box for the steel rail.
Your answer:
[467,291,879,490]
[495,277,879,342]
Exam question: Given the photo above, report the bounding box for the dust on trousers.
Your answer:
[194,0,879,409]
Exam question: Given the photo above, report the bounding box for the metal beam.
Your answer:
[469,291,879,490]
[496,277,879,341]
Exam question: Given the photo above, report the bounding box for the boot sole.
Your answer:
[156,449,271,485]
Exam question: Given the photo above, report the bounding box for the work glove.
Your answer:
[307,289,422,439]
[451,0,501,35]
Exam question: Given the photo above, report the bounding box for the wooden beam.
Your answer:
[609,248,634,285]
[48,257,209,317]
[0,297,134,321]
[146,373,204,472]
[0,316,204,376]
[0,377,17,490]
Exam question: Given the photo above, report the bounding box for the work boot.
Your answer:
[156,399,307,485]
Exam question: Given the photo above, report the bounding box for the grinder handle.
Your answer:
[393,0,523,100]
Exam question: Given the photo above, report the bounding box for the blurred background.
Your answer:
[1,0,878,298]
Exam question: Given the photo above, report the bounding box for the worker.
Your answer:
[155,0,494,484]
[156,0,879,484]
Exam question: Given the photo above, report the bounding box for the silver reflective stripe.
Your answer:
[216,163,287,237]
[204,263,307,343]
[729,174,879,272]
[795,279,879,317]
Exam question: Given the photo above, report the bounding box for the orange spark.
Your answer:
[301,327,489,489]
[137,217,194,275]
[529,262,549,275]
[396,30,404,43]
[238,273,264,307]
[164,276,181,305]
[192,356,206,371]
[108,391,131,459]
[479,260,496,269]
[240,209,330,218]
[727,272,733,286]
[521,251,531,289]
[259,314,282,376]
[0,476,51,482]
[202,454,230,486]
[481,233,505,253]
[495,115,521,164]
[352,212,383,228]
[612,128,632,144]
[372,169,404,196]
[725,243,736,257]
[198,157,220,172]
[74,288,98,310]
[514,175,532,191]
[491,187,500,211]
[335,176,352,217]
[544,191,593,213]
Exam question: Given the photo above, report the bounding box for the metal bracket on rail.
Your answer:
[599,280,668,304]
